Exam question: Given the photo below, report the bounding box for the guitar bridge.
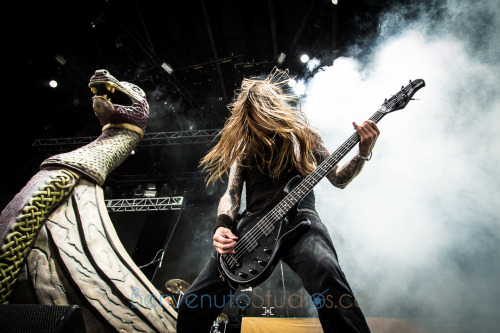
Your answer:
[224,254,241,270]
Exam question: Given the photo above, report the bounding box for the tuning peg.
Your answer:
[401,85,405,90]
[409,79,412,83]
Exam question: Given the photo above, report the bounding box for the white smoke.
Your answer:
[298,0,500,330]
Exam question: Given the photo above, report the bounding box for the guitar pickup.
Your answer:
[247,240,259,252]
[263,225,275,236]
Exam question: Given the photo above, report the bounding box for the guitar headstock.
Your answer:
[381,79,425,113]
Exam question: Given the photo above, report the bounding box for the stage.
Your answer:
[2,0,499,332]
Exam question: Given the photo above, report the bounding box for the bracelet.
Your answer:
[214,214,233,233]
[355,152,372,161]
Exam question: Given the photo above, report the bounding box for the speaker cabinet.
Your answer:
[0,304,85,333]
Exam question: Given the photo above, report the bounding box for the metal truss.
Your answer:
[32,136,95,150]
[141,129,219,146]
[107,171,205,184]
[32,129,221,152]
[105,196,184,212]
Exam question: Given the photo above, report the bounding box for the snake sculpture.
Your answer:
[0,70,177,332]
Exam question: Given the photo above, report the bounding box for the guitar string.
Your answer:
[223,90,407,268]
[224,111,387,267]
[230,110,384,252]
[226,130,378,267]
[226,82,414,264]
[225,110,387,267]
[227,84,417,270]
[223,135,365,267]
[227,153,342,259]
[224,138,360,267]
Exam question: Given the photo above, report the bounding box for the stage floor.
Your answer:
[240,317,470,333]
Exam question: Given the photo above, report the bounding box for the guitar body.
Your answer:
[218,176,311,289]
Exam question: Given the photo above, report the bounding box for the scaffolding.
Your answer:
[107,171,204,184]
[105,196,184,212]
[32,129,221,152]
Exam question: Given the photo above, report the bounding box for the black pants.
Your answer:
[177,210,370,332]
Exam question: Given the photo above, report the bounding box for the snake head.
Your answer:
[88,69,149,129]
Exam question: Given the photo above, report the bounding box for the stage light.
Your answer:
[332,0,338,5]
[55,54,66,66]
[133,184,144,198]
[300,54,310,63]
[277,52,286,65]
[161,62,174,74]
[143,183,157,197]
[288,78,297,87]
[160,184,170,196]
[206,185,215,196]
[104,186,113,198]
[49,80,58,88]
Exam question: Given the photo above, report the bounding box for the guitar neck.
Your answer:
[273,110,387,216]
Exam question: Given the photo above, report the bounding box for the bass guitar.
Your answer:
[217,79,426,289]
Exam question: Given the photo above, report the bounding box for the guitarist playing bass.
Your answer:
[177,69,378,333]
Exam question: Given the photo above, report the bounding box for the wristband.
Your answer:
[214,214,233,233]
[355,152,372,161]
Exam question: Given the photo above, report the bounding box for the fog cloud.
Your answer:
[298,0,500,330]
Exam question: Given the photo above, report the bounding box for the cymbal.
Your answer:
[165,279,190,294]
[217,313,229,322]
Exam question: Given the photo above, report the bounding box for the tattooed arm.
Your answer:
[216,160,244,220]
[312,120,380,189]
[213,160,244,254]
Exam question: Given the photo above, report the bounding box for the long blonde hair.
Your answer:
[200,69,318,185]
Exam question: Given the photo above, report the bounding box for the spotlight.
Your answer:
[55,54,66,66]
[277,52,286,65]
[206,186,215,196]
[143,183,157,197]
[288,78,297,87]
[49,80,58,88]
[160,184,170,196]
[161,62,174,74]
[300,54,310,63]
[332,0,338,4]
[104,186,113,198]
[133,184,144,198]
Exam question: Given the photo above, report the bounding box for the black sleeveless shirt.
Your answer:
[240,138,316,213]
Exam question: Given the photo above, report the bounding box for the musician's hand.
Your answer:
[213,227,238,255]
[353,120,380,157]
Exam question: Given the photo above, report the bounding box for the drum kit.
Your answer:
[211,313,229,333]
[163,278,229,332]
[164,278,190,307]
